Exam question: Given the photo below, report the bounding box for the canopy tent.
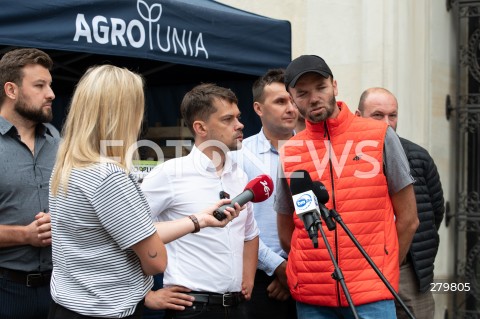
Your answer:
[0,0,291,77]
[0,0,292,148]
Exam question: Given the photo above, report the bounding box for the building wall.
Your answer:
[219,0,456,317]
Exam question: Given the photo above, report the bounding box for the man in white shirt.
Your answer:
[235,69,298,318]
[141,83,260,319]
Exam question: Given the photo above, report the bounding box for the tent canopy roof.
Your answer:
[0,0,292,82]
[0,0,291,137]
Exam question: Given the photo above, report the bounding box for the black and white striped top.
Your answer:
[49,162,156,318]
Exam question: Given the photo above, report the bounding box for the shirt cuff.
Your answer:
[257,241,286,276]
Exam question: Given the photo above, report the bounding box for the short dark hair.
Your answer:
[181,83,238,136]
[0,48,53,105]
[252,69,285,103]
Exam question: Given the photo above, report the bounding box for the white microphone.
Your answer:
[290,170,321,248]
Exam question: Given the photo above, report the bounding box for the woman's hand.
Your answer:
[195,199,244,229]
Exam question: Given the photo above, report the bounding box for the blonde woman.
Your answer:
[47,65,240,319]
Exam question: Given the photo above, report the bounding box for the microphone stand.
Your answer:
[326,209,415,319]
[314,215,360,319]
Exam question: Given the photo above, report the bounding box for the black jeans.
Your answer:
[48,299,144,319]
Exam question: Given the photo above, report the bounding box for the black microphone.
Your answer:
[312,181,336,231]
[289,170,321,248]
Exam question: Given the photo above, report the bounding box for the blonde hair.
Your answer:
[51,65,145,195]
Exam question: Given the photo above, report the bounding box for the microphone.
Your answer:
[312,181,336,231]
[213,174,274,221]
[289,170,321,248]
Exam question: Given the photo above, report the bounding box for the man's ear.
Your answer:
[354,110,362,117]
[253,101,263,117]
[4,82,17,100]
[192,120,207,137]
[332,79,338,97]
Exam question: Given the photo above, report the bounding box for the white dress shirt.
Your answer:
[141,146,259,293]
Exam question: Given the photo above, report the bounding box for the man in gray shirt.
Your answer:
[0,48,60,319]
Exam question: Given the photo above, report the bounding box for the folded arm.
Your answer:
[0,211,51,248]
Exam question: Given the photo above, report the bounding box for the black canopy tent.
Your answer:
[0,0,291,142]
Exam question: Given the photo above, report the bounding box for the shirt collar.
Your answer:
[257,128,275,154]
[0,116,14,136]
[189,144,236,175]
[258,127,296,155]
[0,116,53,138]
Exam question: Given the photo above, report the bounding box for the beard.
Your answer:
[14,94,53,124]
[303,95,337,123]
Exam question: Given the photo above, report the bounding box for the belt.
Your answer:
[187,291,245,307]
[0,267,51,287]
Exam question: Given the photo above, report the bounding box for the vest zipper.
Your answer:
[324,121,341,307]
[324,122,337,210]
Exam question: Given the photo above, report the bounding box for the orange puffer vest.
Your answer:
[280,102,399,307]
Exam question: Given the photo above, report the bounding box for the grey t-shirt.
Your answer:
[275,126,414,215]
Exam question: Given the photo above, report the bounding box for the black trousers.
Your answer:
[0,276,51,319]
[48,299,144,319]
[244,269,297,319]
[165,302,249,319]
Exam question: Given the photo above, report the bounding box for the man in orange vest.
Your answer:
[275,55,419,319]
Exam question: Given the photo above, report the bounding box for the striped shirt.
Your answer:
[49,163,156,318]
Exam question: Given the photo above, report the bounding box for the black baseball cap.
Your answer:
[285,55,333,89]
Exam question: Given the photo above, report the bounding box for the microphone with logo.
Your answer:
[213,174,274,221]
[290,170,321,248]
[312,181,336,231]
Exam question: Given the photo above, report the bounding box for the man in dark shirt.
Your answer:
[0,48,60,319]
